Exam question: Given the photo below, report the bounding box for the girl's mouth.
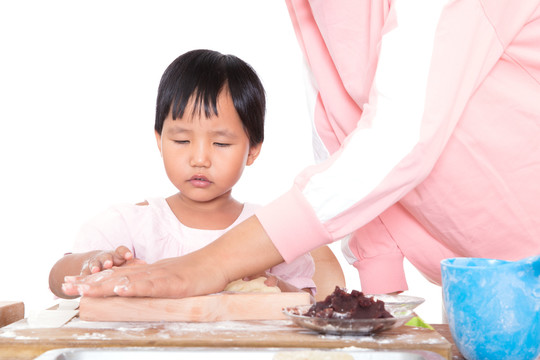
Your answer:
[189,175,211,188]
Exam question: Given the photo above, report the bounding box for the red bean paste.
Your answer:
[304,286,393,320]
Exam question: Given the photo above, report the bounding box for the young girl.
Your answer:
[50,49,315,299]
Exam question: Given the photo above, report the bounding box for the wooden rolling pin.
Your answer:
[79,292,311,322]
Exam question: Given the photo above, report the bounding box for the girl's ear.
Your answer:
[246,143,262,166]
[155,130,163,157]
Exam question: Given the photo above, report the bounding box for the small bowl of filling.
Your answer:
[283,287,423,335]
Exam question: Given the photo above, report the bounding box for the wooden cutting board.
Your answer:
[0,317,453,360]
[79,292,311,322]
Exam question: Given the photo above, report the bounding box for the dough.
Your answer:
[26,309,78,328]
[57,299,80,310]
[273,350,353,360]
[224,276,281,293]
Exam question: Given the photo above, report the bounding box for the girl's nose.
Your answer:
[189,143,211,168]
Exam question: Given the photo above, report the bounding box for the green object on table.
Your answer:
[405,316,434,330]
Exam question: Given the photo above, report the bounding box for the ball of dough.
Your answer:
[224,276,281,293]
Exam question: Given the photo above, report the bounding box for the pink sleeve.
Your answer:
[345,217,407,294]
[256,187,331,263]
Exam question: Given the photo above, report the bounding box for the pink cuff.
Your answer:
[255,187,332,263]
[353,252,408,294]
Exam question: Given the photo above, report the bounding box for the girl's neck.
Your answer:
[166,192,243,230]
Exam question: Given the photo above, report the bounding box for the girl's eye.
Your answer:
[174,140,189,144]
[214,142,231,147]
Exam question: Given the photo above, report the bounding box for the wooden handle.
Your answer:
[0,301,24,327]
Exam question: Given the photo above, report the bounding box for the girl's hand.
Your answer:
[241,272,277,286]
[80,246,134,276]
[261,273,314,300]
[243,272,303,293]
[262,274,279,287]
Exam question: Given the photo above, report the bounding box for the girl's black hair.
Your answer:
[155,49,265,146]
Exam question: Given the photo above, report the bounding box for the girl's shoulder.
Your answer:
[131,197,176,222]
[96,197,173,226]
[241,202,262,214]
[232,202,261,226]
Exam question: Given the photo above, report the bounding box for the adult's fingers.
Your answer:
[67,263,169,297]
[62,270,115,296]
[113,276,175,298]
[100,266,185,298]
[123,258,147,267]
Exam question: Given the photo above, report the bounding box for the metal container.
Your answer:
[34,347,446,360]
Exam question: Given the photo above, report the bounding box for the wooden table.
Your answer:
[431,324,464,360]
[0,316,460,360]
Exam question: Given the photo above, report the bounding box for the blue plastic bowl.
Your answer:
[441,257,540,360]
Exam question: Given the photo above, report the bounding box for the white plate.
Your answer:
[370,294,425,314]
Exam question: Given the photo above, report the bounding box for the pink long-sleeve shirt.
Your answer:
[256,0,540,293]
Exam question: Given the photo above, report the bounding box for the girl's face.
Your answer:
[156,90,261,205]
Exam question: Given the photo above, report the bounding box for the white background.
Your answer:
[0,1,442,323]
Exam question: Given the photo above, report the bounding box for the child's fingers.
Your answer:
[78,248,138,279]
[114,246,133,264]
[62,269,115,296]
[263,275,279,287]
[80,260,97,276]
[81,254,114,275]
[242,273,266,281]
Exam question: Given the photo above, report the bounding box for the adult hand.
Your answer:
[62,253,228,298]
